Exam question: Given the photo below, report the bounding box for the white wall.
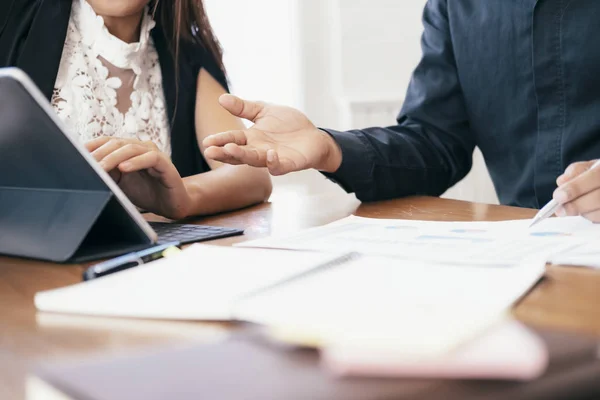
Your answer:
[204,0,303,109]
[335,0,426,101]
[204,0,499,204]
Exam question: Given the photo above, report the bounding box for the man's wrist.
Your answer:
[316,129,343,173]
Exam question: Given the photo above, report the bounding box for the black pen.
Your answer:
[83,242,181,281]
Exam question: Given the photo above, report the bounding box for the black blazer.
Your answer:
[0,0,228,178]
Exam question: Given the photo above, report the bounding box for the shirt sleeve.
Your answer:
[322,0,475,202]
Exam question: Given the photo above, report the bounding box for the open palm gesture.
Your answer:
[203,95,342,175]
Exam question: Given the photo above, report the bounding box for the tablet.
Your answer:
[0,68,158,262]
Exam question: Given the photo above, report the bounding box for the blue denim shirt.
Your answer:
[326,0,600,209]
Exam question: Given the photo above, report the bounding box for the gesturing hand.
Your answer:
[203,94,342,175]
[86,137,191,220]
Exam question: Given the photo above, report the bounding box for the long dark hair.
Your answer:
[151,0,226,76]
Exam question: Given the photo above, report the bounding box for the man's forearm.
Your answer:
[320,125,473,202]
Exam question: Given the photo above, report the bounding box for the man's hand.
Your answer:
[553,160,600,222]
[86,137,191,220]
[203,94,343,175]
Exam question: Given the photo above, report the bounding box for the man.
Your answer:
[203,0,600,222]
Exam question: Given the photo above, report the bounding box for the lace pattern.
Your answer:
[52,0,171,155]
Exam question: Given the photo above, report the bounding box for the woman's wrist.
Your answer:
[155,182,194,220]
[174,181,198,219]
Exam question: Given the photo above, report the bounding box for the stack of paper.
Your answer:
[238,215,598,266]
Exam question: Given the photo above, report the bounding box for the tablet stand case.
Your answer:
[0,70,153,263]
[0,188,152,263]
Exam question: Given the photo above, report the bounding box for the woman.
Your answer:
[0,0,272,219]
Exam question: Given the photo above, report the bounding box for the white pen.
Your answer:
[529,159,600,228]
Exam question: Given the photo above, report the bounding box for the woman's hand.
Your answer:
[85,137,192,220]
[202,94,343,175]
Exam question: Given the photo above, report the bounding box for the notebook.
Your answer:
[35,245,350,321]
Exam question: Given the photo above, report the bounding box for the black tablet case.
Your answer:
[0,69,153,263]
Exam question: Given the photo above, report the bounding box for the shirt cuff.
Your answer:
[318,128,376,199]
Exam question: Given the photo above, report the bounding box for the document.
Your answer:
[235,256,547,357]
[238,215,597,265]
[548,240,600,269]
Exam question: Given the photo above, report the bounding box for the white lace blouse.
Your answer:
[51,0,171,155]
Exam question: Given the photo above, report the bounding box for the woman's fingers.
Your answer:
[120,150,178,180]
[88,137,159,162]
[98,144,150,171]
[92,139,129,163]
[85,136,112,152]
[119,151,161,172]
[141,140,160,151]
[119,151,183,190]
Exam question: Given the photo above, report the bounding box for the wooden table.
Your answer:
[2,194,600,399]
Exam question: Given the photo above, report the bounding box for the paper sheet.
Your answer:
[238,215,598,265]
[35,245,345,320]
[234,256,547,357]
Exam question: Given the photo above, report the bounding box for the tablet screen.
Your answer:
[0,76,108,191]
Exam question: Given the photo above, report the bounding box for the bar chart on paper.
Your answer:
[238,216,599,265]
